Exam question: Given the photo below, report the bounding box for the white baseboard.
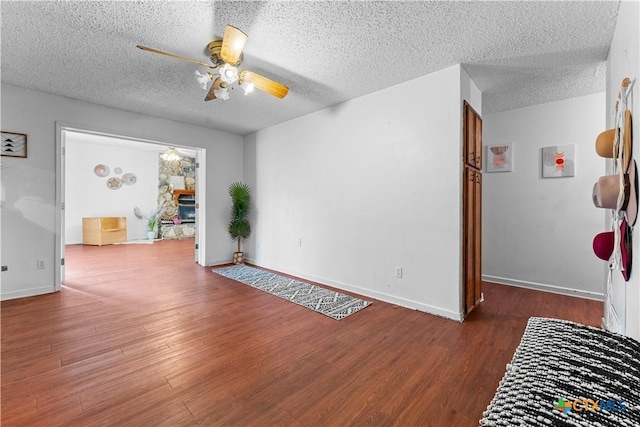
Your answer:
[206,258,235,267]
[244,260,463,322]
[1,286,57,301]
[482,274,604,301]
[349,287,464,322]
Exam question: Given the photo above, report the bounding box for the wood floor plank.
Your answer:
[1,239,603,426]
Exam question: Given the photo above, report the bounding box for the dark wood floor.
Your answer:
[1,239,603,426]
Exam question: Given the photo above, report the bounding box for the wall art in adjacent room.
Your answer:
[486,143,513,172]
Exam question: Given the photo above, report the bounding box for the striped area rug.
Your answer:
[212,265,371,320]
[480,317,640,426]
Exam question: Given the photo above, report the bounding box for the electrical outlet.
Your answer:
[297,238,302,246]
[37,259,45,269]
[395,267,403,278]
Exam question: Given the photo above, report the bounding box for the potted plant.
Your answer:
[227,181,251,264]
[134,207,161,240]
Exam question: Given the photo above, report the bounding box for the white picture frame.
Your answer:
[486,143,513,173]
[170,175,185,190]
[542,144,575,178]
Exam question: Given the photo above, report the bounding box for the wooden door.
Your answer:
[463,166,482,314]
[464,101,482,170]
[463,102,482,316]
[474,114,482,169]
[463,166,474,313]
[472,170,482,310]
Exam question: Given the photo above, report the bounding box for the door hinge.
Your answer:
[61,202,65,210]
[195,203,199,209]
[195,243,199,250]
[61,258,65,266]
[61,147,66,155]
[195,162,200,168]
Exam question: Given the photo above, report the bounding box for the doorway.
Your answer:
[54,123,207,289]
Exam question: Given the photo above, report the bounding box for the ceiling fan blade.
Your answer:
[220,25,248,66]
[137,45,215,69]
[241,71,289,99]
[204,77,222,101]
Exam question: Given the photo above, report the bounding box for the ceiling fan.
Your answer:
[137,25,289,101]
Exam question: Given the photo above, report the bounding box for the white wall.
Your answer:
[605,0,639,339]
[461,66,482,117]
[244,65,478,321]
[482,93,606,299]
[0,83,243,300]
[65,139,160,243]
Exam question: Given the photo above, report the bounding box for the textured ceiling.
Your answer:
[1,1,620,136]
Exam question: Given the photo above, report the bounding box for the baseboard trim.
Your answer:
[244,260,463,322]
[482,274,604,301]
[206,258,235,267]
[1,286,57,301]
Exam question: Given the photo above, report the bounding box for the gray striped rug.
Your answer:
[212,265,371,320]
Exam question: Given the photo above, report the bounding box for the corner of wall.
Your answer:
[604,0,639,340]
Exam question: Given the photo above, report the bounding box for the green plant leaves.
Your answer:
[228,182,252,244]
[228,218,251,239]
[147,215,158,231]
[229,182,251,206]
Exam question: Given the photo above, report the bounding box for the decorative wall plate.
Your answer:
[107,177,122,189]
[94,164,110,177]
[1,131,27,158]
[122,172,137,185]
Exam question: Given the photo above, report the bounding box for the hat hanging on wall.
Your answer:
[595,110,632,172]
[593,217,632,281]
[592,159,637,226]
[592,170,630,210]
[628,159,638,226]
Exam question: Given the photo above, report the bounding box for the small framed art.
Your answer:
[1,131,27,158]
[170,175,186,190]
[542,144,575,178]
[486,143,513,172]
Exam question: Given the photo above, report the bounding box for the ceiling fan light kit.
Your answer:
[219,63,239,85]
[242,81,255,96]
[137,25,288,102]
[213,81,231,101]
[160,147,182,162]
[194,70,212,90]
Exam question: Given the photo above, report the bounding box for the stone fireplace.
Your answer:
[157,154,196,240]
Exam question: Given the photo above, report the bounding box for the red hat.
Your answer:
[629,160,638,226]
[593,217,632,281]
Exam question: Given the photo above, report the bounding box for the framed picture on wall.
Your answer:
[486,143,513,172]
[542,144,575,178]
[170,175,185,190]
[1,131,27,158]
